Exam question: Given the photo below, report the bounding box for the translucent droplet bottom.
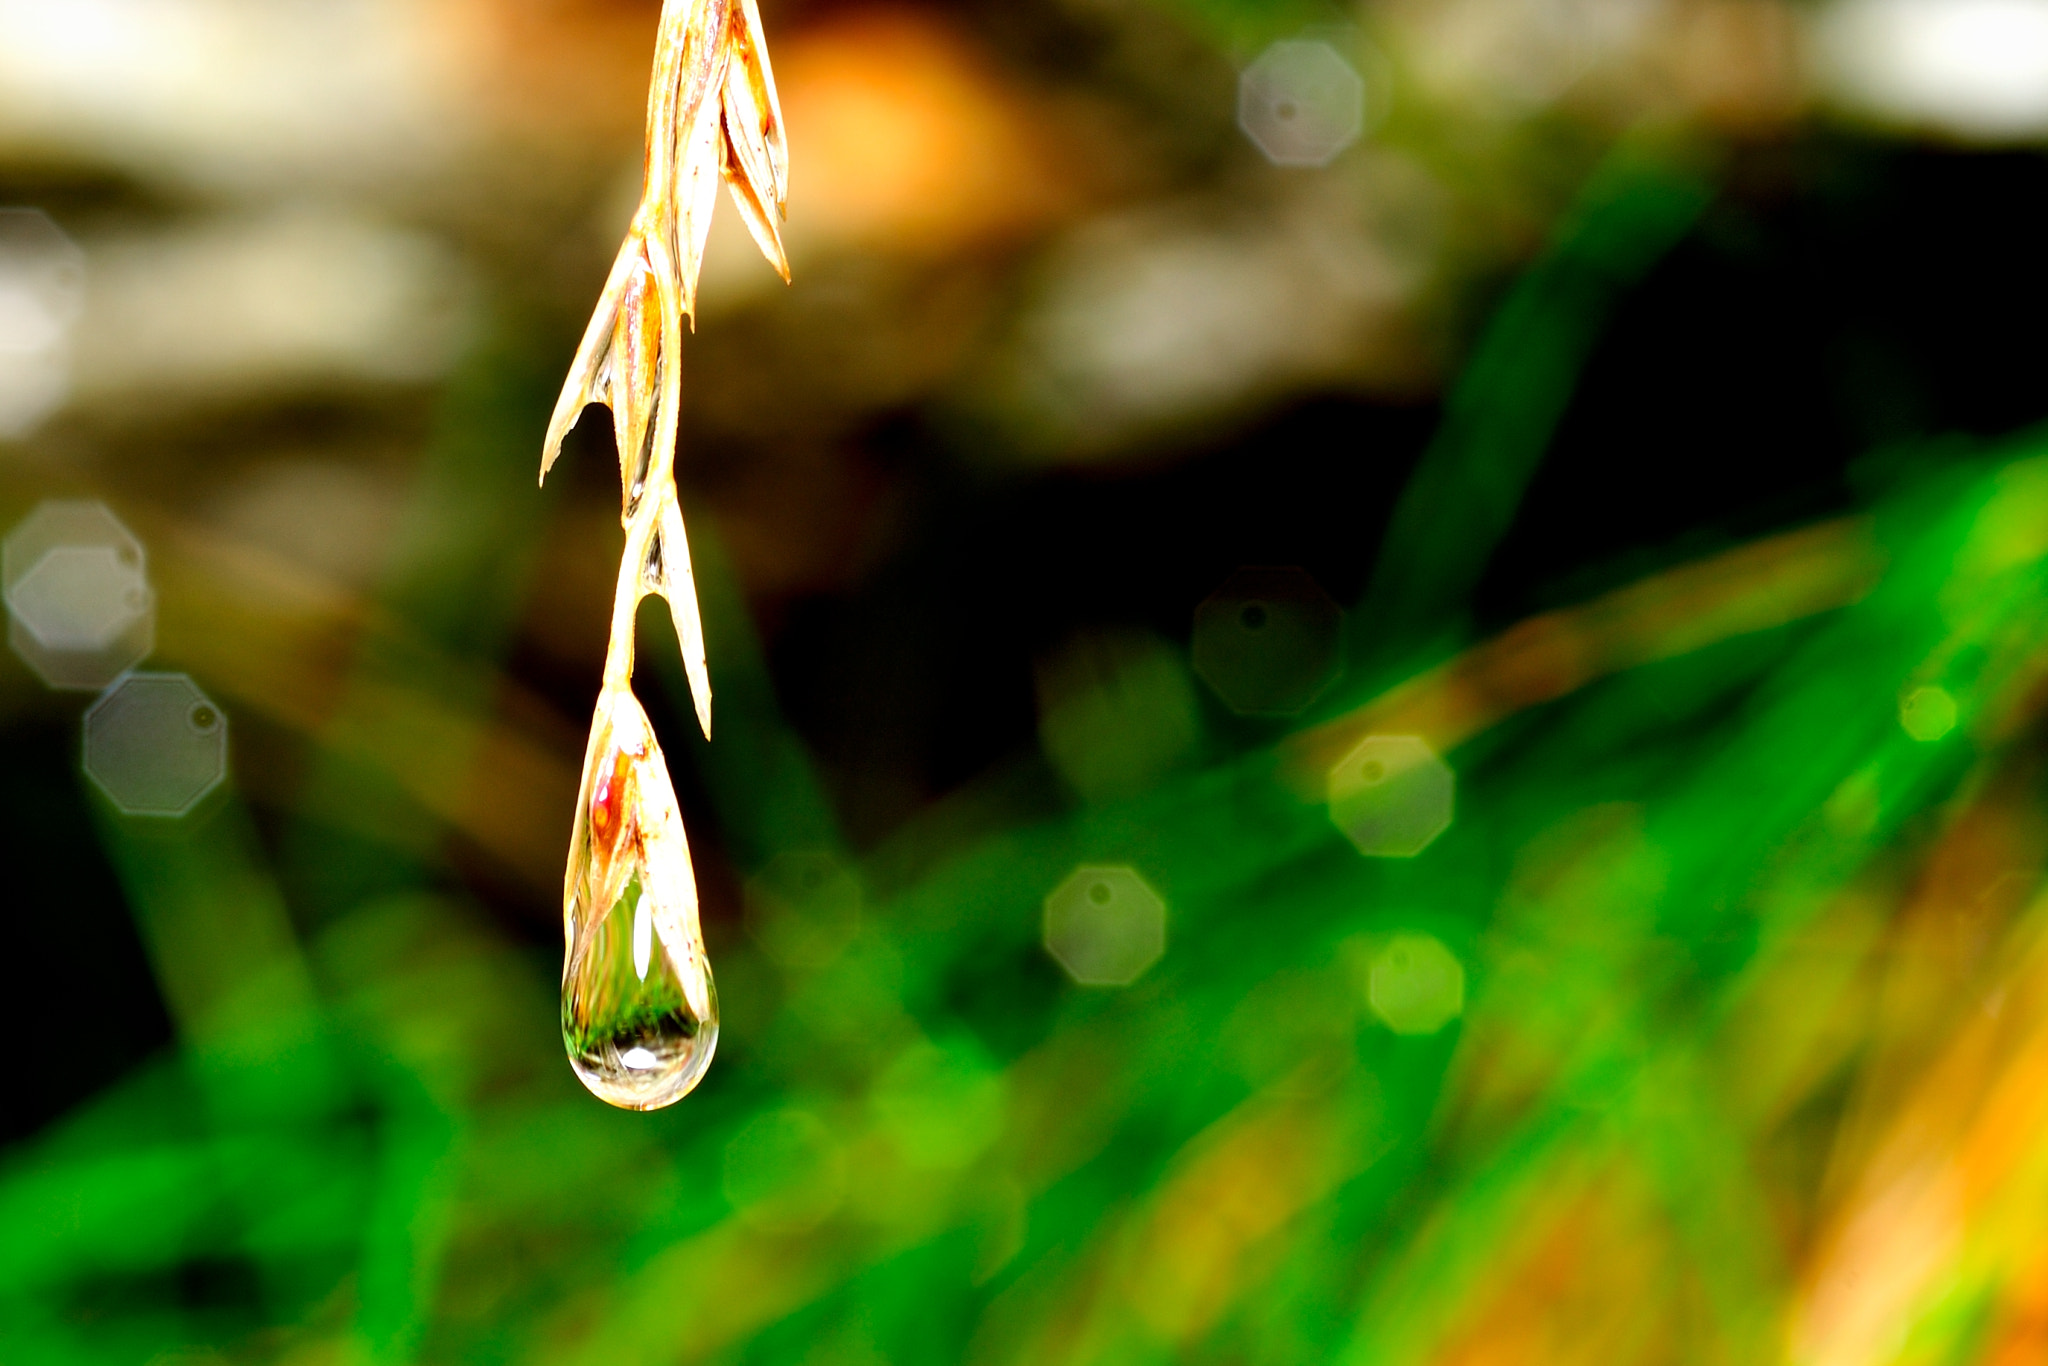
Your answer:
[562,875,718,1110]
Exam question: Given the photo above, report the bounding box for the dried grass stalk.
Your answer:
[541,0,789,1108]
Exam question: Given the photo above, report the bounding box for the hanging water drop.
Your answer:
[560,687,719,1110]
[563,870,719,1109]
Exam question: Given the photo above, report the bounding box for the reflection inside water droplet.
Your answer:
[562,871,719,1110]
[632,891,653,981]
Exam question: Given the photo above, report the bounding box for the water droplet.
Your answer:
[563,870,719,1109]
[563,686,720,1109]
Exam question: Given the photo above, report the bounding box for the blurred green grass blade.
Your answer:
[1358,151,1714,676]
[1143,0,1333,54]
[284,306,559,922]
[94,801,327,1109]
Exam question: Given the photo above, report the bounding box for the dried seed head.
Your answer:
[540,0,789,491]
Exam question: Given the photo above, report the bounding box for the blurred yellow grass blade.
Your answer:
[1283,517,1885,793]
[1791,889,2048,1365]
